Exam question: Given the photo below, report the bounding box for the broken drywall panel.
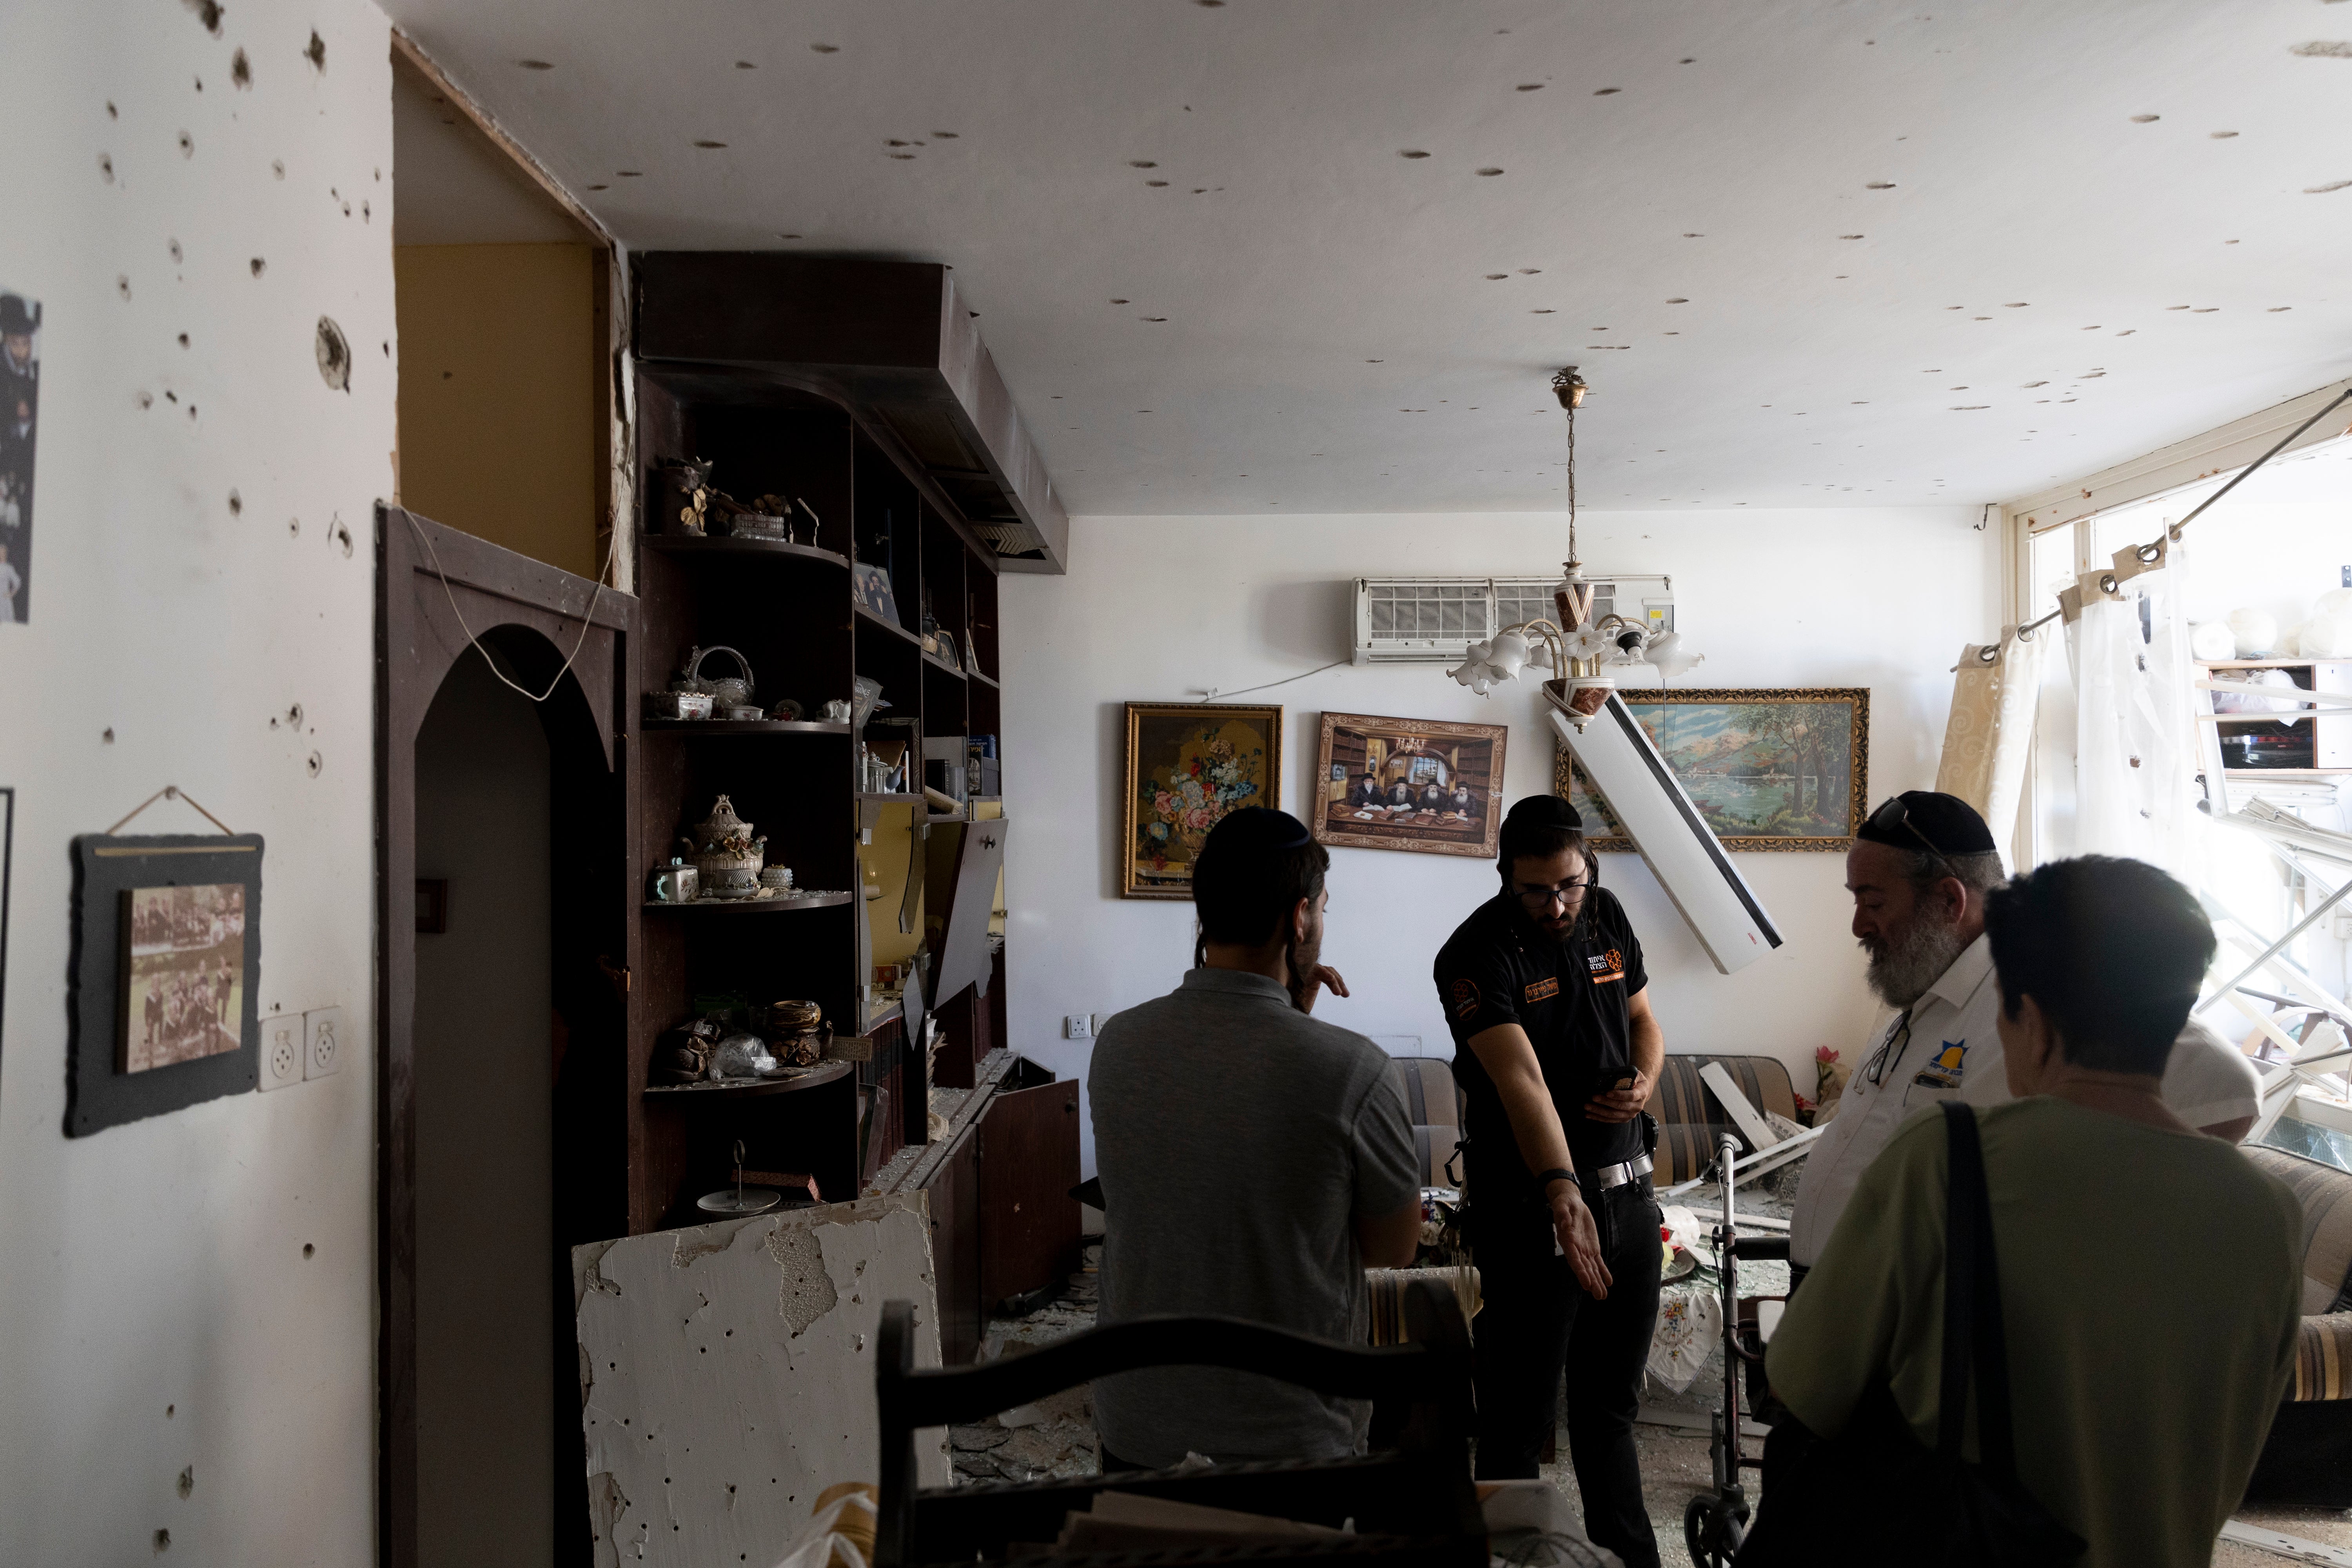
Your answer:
[572,1192,947,1568]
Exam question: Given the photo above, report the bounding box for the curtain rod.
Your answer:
[2011,384,2352,642]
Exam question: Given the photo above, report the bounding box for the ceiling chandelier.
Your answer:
[1446,367,1702,727]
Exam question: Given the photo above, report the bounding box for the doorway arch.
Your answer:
[377,505,637,1568]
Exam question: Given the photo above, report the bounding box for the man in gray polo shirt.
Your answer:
[1090,807,1423,1471]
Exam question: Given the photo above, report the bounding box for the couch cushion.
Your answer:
[1653,1054,1800,1186]
[2245,1145,2352,1316]
[2295,1312,2352,1403]
[1388,1057,1465,1189]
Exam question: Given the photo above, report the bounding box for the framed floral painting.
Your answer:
[1122,703,1283,899]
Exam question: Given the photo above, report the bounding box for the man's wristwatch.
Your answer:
[1537,1167,1579,1194]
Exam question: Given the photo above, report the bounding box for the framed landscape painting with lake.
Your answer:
[1554,688,1868,852]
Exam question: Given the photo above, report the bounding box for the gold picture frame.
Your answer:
[1313,711,1508,858]
[1122,702,1283,899]
[1554,687,1869,852]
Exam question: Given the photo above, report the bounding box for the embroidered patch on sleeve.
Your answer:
[1451,978,1481,1019]
[1523,976,1560,1003]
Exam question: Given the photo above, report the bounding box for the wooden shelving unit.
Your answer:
[619,255,1071,1355]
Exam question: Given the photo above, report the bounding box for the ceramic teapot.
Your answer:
[679,794,766,897]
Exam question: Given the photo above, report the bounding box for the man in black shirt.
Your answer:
[1433,795,1665,1568]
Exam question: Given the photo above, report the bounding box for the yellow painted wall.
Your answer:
[395,243,599,579]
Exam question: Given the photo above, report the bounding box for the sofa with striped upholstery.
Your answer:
[2243,1144,2352,1506]
[1385,1053,1800,1191]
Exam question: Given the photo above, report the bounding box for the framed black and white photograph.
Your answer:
[68,832,263,1136]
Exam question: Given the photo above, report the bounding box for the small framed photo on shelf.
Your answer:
[1122,702,1282,899]
[1313,711,1506,858]
[852,562,900,626]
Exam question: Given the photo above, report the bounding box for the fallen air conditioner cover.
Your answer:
[1547,690,1784,976]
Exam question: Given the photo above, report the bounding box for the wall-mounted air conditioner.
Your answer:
[1351,575,1673,666]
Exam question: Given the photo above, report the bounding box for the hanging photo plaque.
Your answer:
[68,832,263,1135]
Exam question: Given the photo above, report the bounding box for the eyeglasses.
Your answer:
[1866,796,1956,874]
[1513,877,1596,910]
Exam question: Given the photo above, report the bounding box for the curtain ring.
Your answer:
[1977,645,2000,664]
[2137,543,2162,564]
[2099,572,2118,595]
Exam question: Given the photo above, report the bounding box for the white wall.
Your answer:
[1003,508,1997,1174]
[0,2,393,1562]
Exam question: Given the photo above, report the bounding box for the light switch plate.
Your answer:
[303,1006,346,1080]
[259,1014,303,1091]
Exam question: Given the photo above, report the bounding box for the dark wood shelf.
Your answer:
[855,603,922,645]
[642,1060,853,1099]
[923,653,967,681]
[646,534,848,568]
[642,719,852,736]
[641,891,855,913]
[856,791,922,803]
[969,670,999,690]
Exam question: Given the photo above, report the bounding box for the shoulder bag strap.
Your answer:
[1957,1105,2024,1483]
[1935,1101,1984,1461]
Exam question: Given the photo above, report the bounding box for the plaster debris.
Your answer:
[176,1466,193,1498]
[2130,113,2161,122]
[249,258,264,277]
[98,152,114,182]
[2289,41,2352,57]
[154,1527,170,1552]
[810,43,839,53]
[1476,167,1504,176]
[1399,149,1430,158]
[314,316,350,392]
[231,49,250,89]
[227,490,240,515]
[180,0,221,36]
[519,59,555,71]
[303,31,325,71]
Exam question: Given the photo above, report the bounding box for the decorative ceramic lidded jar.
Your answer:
[681,794,766,897]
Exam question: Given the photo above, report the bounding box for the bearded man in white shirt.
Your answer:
[1788,791,2262,1284]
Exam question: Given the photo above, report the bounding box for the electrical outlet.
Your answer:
[1091,1013,1110,1037]
[303,1006,346,1080]
[1064,1014,1091,1040]
[259,1014,303,1091]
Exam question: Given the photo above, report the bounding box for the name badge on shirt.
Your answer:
[1913,1040,1967,1090]
[1586,949,1626,985]
[1523,976,1559,1003]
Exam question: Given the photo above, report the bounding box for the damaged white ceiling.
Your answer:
[383,0,2352,514]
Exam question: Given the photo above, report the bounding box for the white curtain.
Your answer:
[2066,564,2195,875]
[1935,624,2048,862]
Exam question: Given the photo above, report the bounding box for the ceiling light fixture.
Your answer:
[1448,368,1702,725]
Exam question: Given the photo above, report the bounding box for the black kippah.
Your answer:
[1204,806,1313,853]
[1856,790,1997,856]
[1503,795,1583,833]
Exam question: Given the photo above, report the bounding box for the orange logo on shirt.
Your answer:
[1587,949,1625,984]
[1524,976,1560,1003]
[1451,978,1481,1019]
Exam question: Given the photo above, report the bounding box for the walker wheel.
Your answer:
[1683,1494,1744,1567]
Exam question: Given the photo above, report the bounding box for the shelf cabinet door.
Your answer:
[978,1078,1081,1308]
[926,1125,984,1365]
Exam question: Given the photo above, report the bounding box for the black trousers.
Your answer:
[1468,1180,1664,1568]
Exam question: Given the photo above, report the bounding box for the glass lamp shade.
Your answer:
[1487,629,1531,678]
[1645,632,1705,682]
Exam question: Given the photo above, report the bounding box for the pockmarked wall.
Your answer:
[0,1,393,1562]
[1002,509,1996,1172]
